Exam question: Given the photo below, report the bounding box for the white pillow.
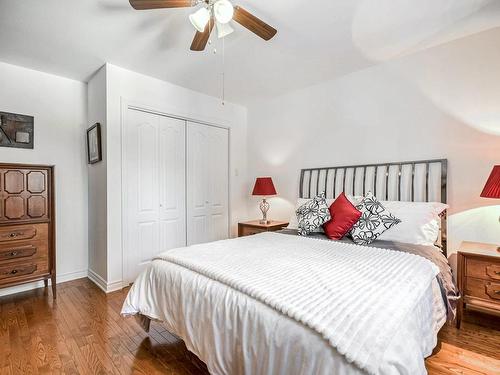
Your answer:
[287,195,362,231]
[376,201,448,246]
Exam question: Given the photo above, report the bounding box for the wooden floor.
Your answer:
[0,278,499,375]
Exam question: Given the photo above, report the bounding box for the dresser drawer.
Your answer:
[465,277,500,303]
[0,258,49,281]
[0,242,48,264]
[0,259,49,285]
[0,223,48,243]
[466,258,500,281]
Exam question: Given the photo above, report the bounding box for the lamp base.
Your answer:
[259,198,270,225]
[259,219,270,225]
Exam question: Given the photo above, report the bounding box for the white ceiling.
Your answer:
[1,0,499,105]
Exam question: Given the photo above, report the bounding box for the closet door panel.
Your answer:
[187,122,228,245]
[158,116,186,252]
[208,126,229,242]
[187,123,209,245]
[124,109,187,282]
[124,110,158,281]
[137,121,159,217]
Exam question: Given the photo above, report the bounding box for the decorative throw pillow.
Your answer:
[322,192,362,240]
[296,192,331,236]
[349,192,401,245]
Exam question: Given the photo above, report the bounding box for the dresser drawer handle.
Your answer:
[10,251,18,257]
[11,269,18,275]
[495,271,500,275]
[8,232,24,238]
[494,290,500,295]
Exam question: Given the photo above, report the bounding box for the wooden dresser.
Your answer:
[238,220,289,237]
[456,241,500,328]
[0,163,55,298]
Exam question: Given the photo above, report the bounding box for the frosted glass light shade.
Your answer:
[217,21,234,38]
[213,0,234,24]
[189,7,210,32]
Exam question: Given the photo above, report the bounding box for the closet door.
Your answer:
[158,116,186,253]
[124,109,186,282]
[187,122,229,245]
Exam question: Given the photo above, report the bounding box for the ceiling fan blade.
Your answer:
[190,19,215,51]
[129,0,193,10]
[233,6,277,41]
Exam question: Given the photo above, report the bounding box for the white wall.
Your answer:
[88,63,248,290]
[87,66,108,284]
[0,62,88,296]
[246,28,500,270]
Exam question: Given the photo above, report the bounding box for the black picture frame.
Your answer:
[87,123,102,164]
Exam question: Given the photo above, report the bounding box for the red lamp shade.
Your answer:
[481,165,500,198]
[252,177,277,196]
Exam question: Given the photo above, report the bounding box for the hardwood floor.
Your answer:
[0,278,499,375]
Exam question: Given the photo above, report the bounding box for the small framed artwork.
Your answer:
[87,123,102,164]
[0,111,34,149]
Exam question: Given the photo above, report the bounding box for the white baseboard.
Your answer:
[0,269,88,297]
[87,268,123,293]
[106,279,124,293]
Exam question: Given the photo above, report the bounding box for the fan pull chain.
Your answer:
[208,16,212,47]
[221,36,225,105]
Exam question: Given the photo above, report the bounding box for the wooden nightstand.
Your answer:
[238,220,289,237]
[456,241,500,328]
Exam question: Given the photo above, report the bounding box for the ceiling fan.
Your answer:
[129,0,277,51]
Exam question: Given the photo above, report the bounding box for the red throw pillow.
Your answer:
[322,192,362,240]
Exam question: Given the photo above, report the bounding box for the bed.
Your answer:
[121,159,459,375]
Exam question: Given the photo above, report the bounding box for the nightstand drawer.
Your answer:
[465,277,500,303]
[466,258,500,281]
[240,227,265,237]
[238,220,289,237]
[456,241,500,328]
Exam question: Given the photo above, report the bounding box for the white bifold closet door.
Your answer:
[123,110,229,282]
[124,109,186,281]
[187,121,229,245]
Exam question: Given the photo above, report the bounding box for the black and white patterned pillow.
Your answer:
[350,192,401,245]
[296,192,331,236]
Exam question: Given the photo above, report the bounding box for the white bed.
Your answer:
[121,159,452,375]
[122,232,447,375]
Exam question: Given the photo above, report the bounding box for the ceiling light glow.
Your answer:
[216,21,234,38]
[213,0,234,24]
[189,7,210,32]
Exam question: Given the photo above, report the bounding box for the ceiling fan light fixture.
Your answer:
[213,0,234,24]
[216,21,234,38]
[189,7,210,32]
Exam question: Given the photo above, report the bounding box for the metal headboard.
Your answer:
[299,159,448,256]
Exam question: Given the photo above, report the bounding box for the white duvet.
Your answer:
[122,232,446,375]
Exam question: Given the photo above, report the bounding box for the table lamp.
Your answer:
[480,165,500,251]
[252,177,277,224]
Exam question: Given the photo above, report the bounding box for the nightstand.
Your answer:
[238,220,289,237]
[456,241,500,328]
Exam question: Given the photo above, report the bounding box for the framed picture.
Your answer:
[87,123,102,164]
[0,111,34,149]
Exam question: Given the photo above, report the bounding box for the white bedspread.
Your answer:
[122,232,446,375]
